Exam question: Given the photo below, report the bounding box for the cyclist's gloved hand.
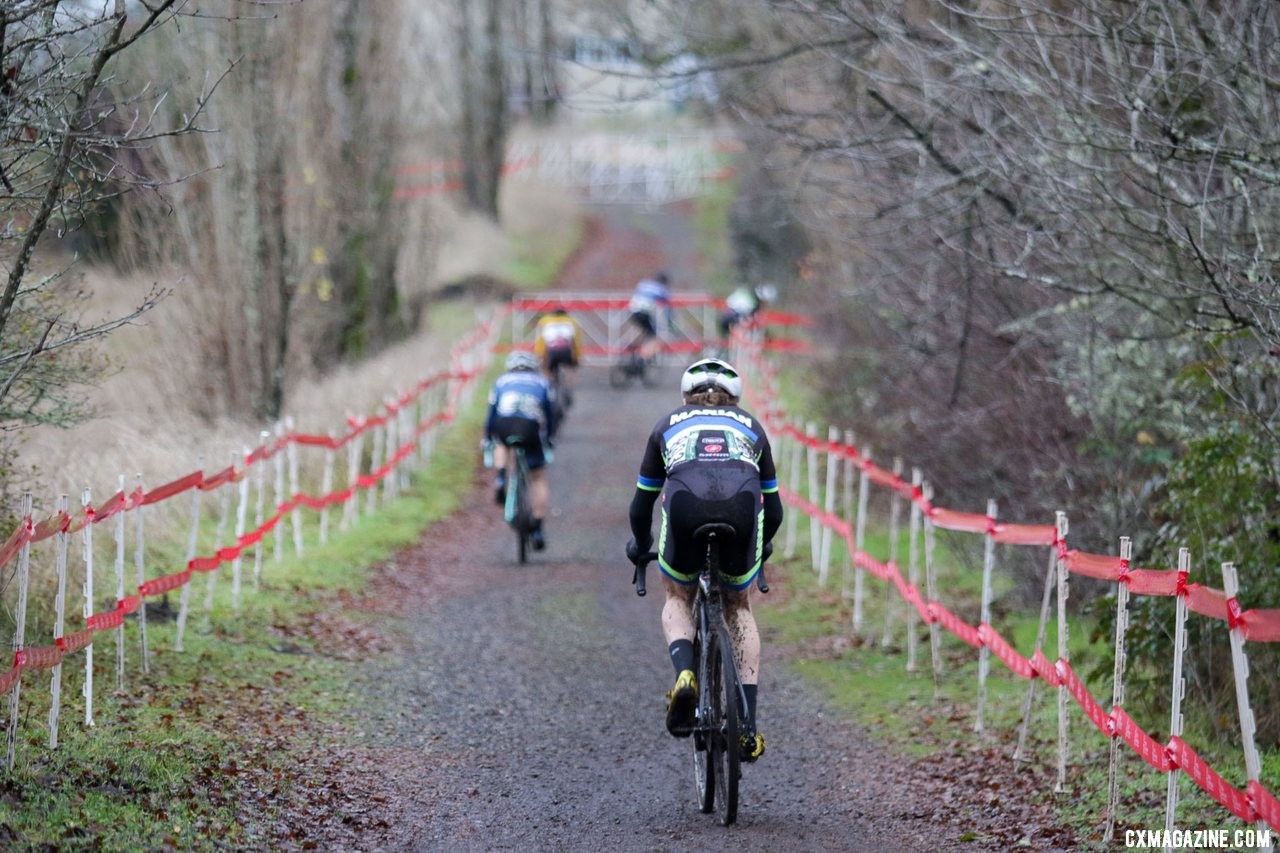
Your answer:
[626,537,647,565]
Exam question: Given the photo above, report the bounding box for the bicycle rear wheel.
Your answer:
[512,457,532,564]
[692,631,715,813]
[712,621,740,825]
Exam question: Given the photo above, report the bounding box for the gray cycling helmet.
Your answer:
[681,357,742,398]
[506,350,540,371]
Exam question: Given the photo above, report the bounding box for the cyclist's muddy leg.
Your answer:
[661,575,696,645]
[724,590,760,683]
[529,467,549,521]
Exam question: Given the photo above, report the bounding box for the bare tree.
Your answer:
[0,1,208,448]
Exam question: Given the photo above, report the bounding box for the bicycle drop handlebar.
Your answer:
[630,552,770,597]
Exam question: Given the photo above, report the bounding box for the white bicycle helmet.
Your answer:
[506,350,539,371]
[681,358,742,398]
[754,283,778,303]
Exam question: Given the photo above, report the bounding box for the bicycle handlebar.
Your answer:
[629,552,770,596]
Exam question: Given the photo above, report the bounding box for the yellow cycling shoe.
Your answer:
[739,731,766,762]
[665,669,698,737]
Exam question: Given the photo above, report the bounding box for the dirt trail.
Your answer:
[264,205,1064,851]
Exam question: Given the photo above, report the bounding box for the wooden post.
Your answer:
[49,494,69,748]
[175,458,204,653]
[135,474,149,674]
[1104,537,1133,842]
[81,487,94,728]
[852,445,870,636]
[906,468,923,673]
[1054,511,1070,793]
[1164,548,1190,843]
[1014,544,1057,762]
[881,458,904,648]
[1220,561,1272,851]
[974,498,998,734]
[6,493,33,770]
[818,425,838,585]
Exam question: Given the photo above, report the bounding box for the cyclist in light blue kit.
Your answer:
[485,350,556,550]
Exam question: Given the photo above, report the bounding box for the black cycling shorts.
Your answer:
[545,345,577,372]
[657,485,762,590]
[627,310,657,338]
[492,416,548,469]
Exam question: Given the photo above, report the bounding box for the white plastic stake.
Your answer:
[49,494,69,749]
[1220,562,1272,852]
[805,422,820,576]
[1055,511,1070,793]
[286,417,303,558]
[253,432,268,587]
[906,468,923,673]
[783,420,802,559]
[1164,548,1190,845]
[852,446,870,636]
[319,434,336,546]
[272,422,285,563]
[818,425,838,584]
[135,474,149,674]
[232,447,251,610]
[114,475,126,690]
[840,429,855,601]
[881,458,904,648]
[7,493,33,770]
[366,419,385,516]
[1104,537,1133,843]
[175,458,204,653]
[975,498,997,734]
[343,425,363,529]
[204,452,235,627]
[924,482,942,698]
[1014,545,1057,763]
[81,487,94,728]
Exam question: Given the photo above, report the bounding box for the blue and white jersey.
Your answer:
[628,277,672,314]
[485,370,555,435]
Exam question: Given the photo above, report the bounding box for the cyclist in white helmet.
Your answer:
[625,357,783,762]
[718,282,777,340]
[485,350,557,549]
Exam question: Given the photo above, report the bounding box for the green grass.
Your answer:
[691,169,737,295]
[504,216,585,290]
[0,377,492,848]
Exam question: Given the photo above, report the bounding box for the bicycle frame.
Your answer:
[503,440,533,563]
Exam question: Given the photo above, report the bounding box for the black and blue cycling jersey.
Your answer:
[630,404,782,589]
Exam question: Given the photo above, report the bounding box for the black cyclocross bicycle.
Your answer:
[502,437,534,564]
[631,525,769,826]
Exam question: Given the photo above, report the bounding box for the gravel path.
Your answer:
[266,206,1038,851]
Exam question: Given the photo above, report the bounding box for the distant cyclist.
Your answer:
[717,283,777,340]
[485,350,557,550]
[626,271,673,361]
[533,305,582,407]
[625,357,783,762]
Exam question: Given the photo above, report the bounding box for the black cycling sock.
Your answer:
[531,517,543,532]
[742,683,758,730]
[668,639,695,675]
